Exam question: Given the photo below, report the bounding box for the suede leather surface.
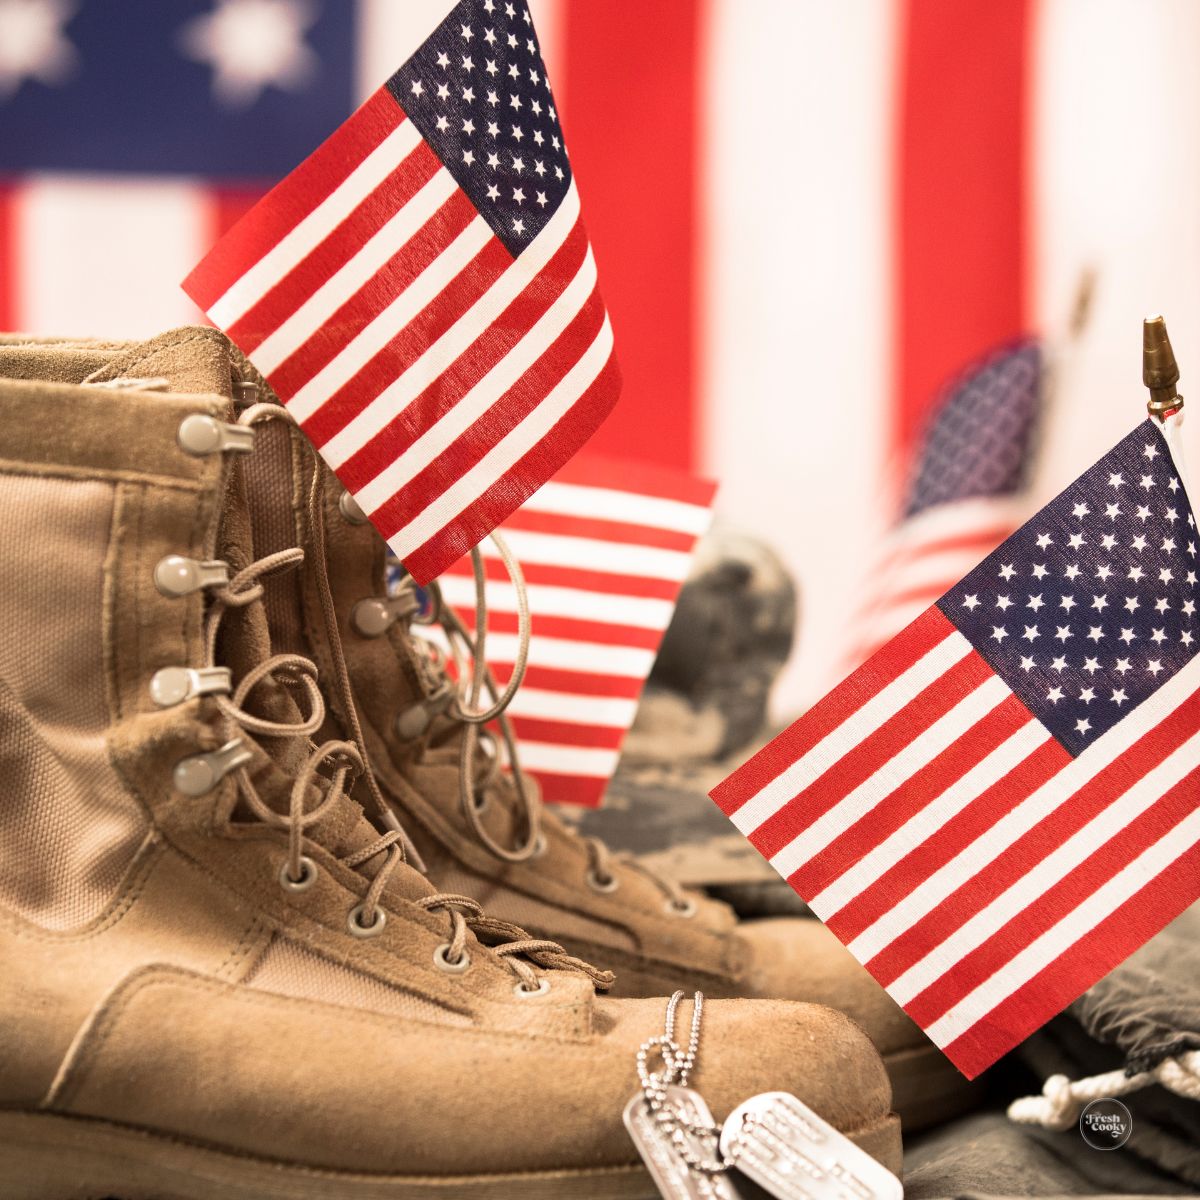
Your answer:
[0,330,902,1180]
[49,969,892,1175]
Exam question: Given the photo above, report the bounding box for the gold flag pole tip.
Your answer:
[1143,314,1184,420]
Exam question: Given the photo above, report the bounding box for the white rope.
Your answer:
[1007,1050,1200,1131]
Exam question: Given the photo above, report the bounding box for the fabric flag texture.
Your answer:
[395,454,716,806]
[182,0,621,584]
[712,415,1200,1078]
[849,340,1043,668]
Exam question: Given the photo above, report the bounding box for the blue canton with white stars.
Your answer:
[388,0,571,256]
[940,420,1199,756]
[0,0,355,179]
[906,340,1042,518]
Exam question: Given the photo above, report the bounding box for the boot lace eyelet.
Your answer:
[666,896,698,918]
[434,943,471,974]
[347,903,387,938]
[278,855,318,893]
[585,868,619,894]
[514,977,551,998]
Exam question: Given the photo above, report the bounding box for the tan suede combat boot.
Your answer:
[288,412,977,1134]
[0,328,902,1197]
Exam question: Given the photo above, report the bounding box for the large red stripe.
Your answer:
[749,650,995,860]
[904,749,1200,1029]
[457,607,666,652]
[790,693,1033,900]
[522,770,607,808]
[712,607,955,817]
[401,352,622,584]
[443,554,682,601]
[942,782,1200,1078]
[894,0,1030,459]
[497,506,701,554]
[0,181,17,331]
[371,288,608,541]
[825,736,1066,943]
[337,219,590,488]
[561,2,701,470]
[509,715,625,751]
[183,88,405,309]
[867,690,1200,987]
[227,142,443,353]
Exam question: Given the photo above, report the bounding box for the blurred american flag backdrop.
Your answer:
[4,0,1200,716]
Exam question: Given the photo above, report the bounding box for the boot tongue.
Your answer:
[81,326,234,395]
[307,795,439,902]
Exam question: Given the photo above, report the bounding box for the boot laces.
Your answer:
[415,892,614,991]
[230,401,612,986]
[199,479,403,928]
[390,549,691,912]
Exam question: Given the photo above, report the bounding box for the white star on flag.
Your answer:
[178,0,318,109]
[0,0,77,100]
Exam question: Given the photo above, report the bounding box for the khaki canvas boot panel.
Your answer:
[0,379,263,1105]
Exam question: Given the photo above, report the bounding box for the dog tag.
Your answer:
[719,1093,902,1200]
[624,1086,748,1200]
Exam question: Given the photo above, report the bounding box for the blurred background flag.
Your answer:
[847,338,1044,670]
[396,453,717,806]
[3,0,1200,708]
[711,413,1200,1078]
[182,0,621,583]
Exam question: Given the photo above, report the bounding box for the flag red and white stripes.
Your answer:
[425,455,716,807]
[715,606,1200,1077]
[713,417,1200,1077]
[184,1,620,584]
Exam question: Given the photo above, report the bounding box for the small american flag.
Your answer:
[849,340,1043,668]
[713,415,1200,1078]
[398,454,716,806]
[183,0,620,584]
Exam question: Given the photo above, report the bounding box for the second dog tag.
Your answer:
[624,1086,747,1200]
[719,1092,902,1200]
